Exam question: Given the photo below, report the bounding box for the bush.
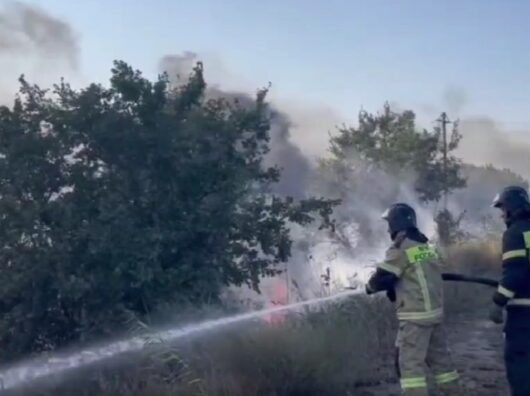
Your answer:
[0,63,337,360]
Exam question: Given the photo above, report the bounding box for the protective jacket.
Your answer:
[492,216,530,396]
[367,229,457,395]
[367,230,444,323]
[493,217,530,326]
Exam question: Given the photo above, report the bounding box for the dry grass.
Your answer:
[7,241,503,396]
[9,297,396,396]
[442,239,502,314]
[445,239,501,276]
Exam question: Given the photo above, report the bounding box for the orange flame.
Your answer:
[263,279,289,325]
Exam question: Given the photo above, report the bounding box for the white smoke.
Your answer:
[156,54,440,301]
[458,117,530,181]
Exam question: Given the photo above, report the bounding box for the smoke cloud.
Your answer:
[458,117,530,181]
[420,86,530,182]
[158,52,201,85]
[0,1,78,68]
[3,24,526,299]
[159,53,530,301]
[0,1,79,104]
[159,51,313,199]
[159,52,354,301]
[273,100,343,161]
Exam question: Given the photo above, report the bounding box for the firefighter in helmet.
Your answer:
[366,203,459,396]
[490,185,530,396]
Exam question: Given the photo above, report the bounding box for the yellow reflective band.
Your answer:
[507,299,530,306]
[435,370,459,384]
[498,285,515,298]
[400,376,427,389]
[377,262,401,276]
[405,245,438,265]
[524,231,530,249]
[398,308,443,321]
[502,250,527,260]
[415,264,432,311]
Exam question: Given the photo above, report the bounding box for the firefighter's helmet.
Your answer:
[382,203,417,235]
[492,185,530,222]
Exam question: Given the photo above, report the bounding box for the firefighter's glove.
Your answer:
[386,288,396,302]
[489,304,504,325]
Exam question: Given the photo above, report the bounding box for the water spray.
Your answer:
[0,289,360,392]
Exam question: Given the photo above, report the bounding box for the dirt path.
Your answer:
[356,315,510,395]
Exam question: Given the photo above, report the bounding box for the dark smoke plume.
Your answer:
[159,52,312,199]
[0,1,79,70]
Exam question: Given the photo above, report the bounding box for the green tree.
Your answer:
[434,209,467,245]
[0,62,338,359]
[327,104,466,203]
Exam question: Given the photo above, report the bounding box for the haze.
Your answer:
[3,0,530,174]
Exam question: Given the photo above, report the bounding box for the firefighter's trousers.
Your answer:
[397,321,460,396]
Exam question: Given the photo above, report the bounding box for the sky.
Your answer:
[5,0,530,133]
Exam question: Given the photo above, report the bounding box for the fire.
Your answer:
[263,278,289,325]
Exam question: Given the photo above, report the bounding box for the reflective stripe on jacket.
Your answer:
[494,218,530,309]
[376,236,444,323]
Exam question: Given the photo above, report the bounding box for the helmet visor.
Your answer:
[492,193,502,208]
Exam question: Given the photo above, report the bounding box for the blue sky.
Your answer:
[21,0,530,128]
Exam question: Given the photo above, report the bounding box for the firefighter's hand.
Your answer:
[489,304,504,325]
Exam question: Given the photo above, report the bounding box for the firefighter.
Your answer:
[366,203,459,396]
[490,185,530,396]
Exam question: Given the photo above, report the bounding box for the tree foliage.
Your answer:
[328,104,466,202]
[435,209,467,246]
[0,62,338,358]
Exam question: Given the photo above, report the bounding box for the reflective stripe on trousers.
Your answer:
[397,308,443,321]
[397,321,459,395]
[401,376,427,389]
[434,370,459,384]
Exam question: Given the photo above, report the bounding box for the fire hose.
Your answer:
[346,272,499,291]
[441,272,498,288]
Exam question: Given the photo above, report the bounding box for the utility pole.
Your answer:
[437,112,451,211]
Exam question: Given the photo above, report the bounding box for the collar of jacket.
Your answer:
[391,228,428,248]
[507,217,530,229]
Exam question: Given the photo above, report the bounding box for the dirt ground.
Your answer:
[356,314,510,396]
